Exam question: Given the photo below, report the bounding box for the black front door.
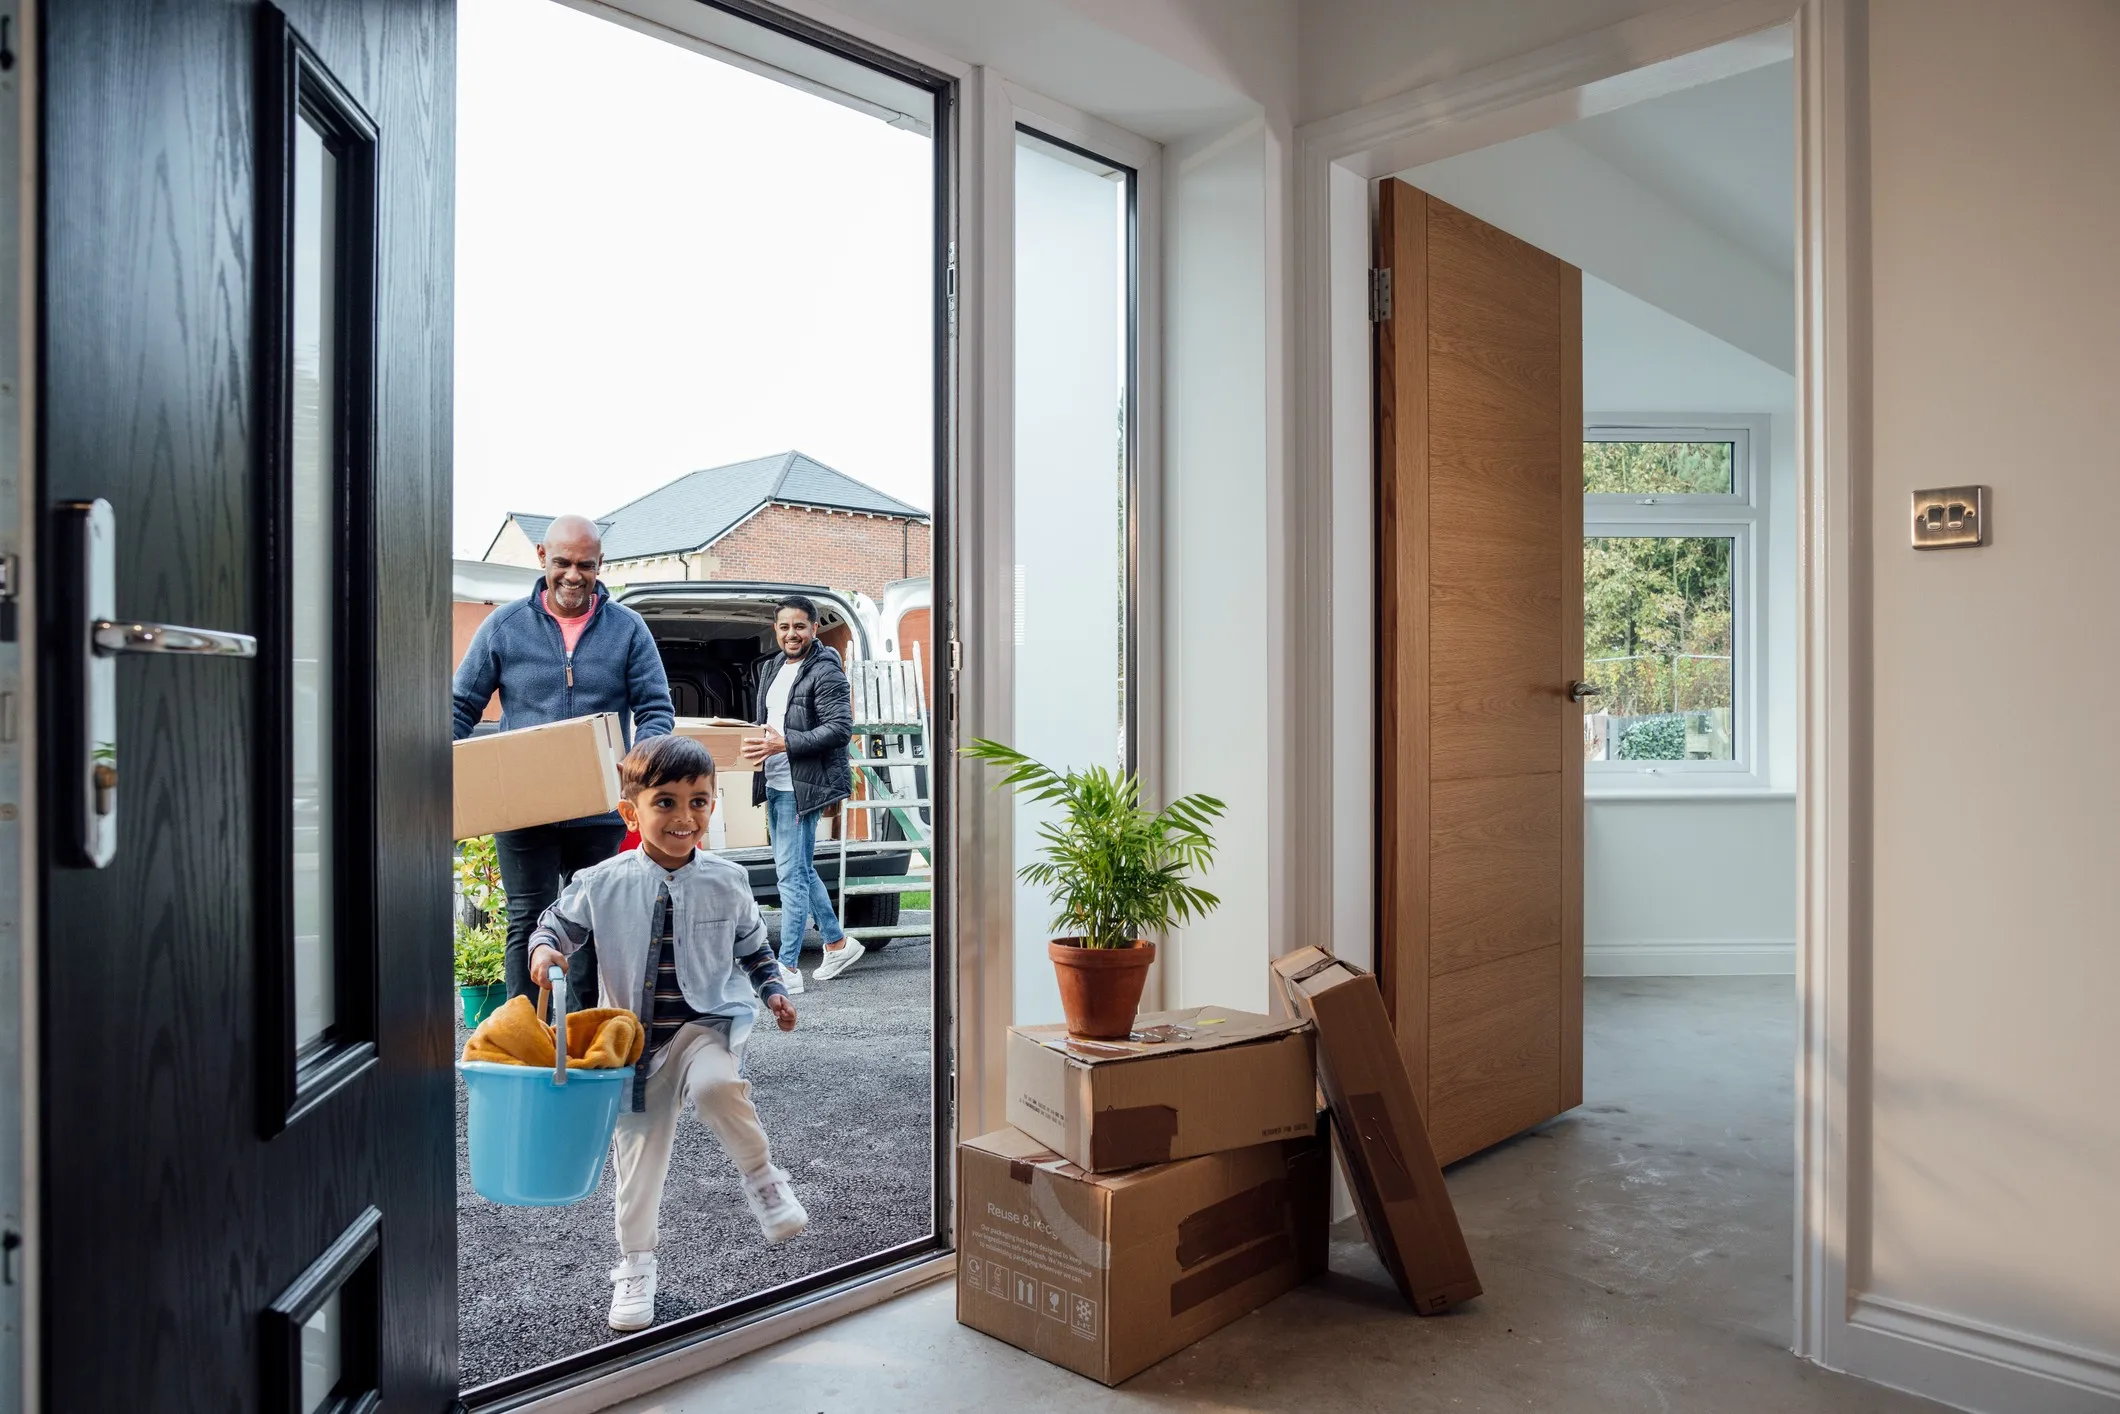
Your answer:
[38,1,455,1409]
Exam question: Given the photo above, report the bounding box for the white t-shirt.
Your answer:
[762,656,799,792]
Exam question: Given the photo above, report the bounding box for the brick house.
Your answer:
[484,450,929,602]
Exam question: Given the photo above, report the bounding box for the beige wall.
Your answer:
[484,519,541,569]
[1865,0,2120,1363]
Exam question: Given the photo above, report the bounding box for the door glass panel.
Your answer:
[291,115,337,1050]
[1010,130,1130,1023]
[1582,535,1735,761]
[298,1289,343,1413]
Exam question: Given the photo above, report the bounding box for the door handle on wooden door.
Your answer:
[1568,681,1601,703]
[52,499,258,868]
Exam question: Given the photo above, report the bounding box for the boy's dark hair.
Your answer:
[774,594,818,625]
[619,733,716,795]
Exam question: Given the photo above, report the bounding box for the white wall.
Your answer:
[1406,126,1792,373]
[1864,0,2120,1378]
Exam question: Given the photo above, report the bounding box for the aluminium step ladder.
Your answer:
[828,647,934,942]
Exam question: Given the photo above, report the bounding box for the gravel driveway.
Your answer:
[457,920,936,1392]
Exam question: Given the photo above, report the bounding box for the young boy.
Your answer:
[528,734,807,1333]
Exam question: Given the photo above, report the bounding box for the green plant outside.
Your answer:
[1618,714,1688,761]
[453,834,508,986]
[962,739,1225,950]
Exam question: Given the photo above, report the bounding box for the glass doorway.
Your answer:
[450,0,952,1398]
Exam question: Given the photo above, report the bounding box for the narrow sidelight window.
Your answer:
[258,5,381,1130]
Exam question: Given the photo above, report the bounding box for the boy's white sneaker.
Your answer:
[607,1252,658,1332]
[744,1166,809,1245]
[777,964,805,995]
[812,939,866,981]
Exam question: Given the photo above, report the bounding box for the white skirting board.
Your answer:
[1840,1295,2120,1414]
[1584,938,1796,976]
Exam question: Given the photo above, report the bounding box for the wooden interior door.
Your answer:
[1375,178,1583,1167]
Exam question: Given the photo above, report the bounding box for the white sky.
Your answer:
[453,0,934,558]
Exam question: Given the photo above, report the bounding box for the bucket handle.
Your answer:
[535,961,569,1087]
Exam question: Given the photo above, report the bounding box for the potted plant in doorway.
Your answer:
[964,740,1225,1039]
[453,834,509,1029]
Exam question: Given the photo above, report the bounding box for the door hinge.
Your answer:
[0,552,17,642]
[1368,268,1392,323]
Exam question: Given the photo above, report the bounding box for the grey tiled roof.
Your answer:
[590,452,926,562]
[509,513,555,547]
[498,513,614,548]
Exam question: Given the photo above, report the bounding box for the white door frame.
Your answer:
[1286,0,1875,1388]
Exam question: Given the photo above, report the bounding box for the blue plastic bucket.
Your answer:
[459,1060,634,1206]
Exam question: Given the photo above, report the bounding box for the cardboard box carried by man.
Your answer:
[452,713,625,840]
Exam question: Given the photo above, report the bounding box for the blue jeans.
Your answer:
[767,788,844,972]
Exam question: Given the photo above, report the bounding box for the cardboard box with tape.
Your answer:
[452,713,624,841]
[1270,945,1481,1315]
[1005,1008,1318,1172]
[956,1126,1328,1386]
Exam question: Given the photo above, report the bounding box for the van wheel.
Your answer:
[843,892,901,945]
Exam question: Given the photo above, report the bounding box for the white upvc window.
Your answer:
[1582,416,1768,787]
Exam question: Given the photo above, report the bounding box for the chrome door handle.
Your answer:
[93,619,256,658]
[1569,680,1601,703]
[54,499,255,868]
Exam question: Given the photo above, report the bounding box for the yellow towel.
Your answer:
[461,994,645,1070]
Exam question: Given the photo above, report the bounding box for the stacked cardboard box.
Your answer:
[958,952,1481,1386]
[959,1007,1326,1385]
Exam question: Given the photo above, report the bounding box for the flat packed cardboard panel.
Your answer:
[452,713,623,840]
[671,716,755,771]
[956,1127,1327,1385]
[1006,1008,1317,1172]
[1270,946,1481,1315]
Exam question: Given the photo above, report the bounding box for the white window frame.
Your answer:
[1583,414,1769,791]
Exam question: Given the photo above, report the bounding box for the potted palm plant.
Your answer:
[453,835,509,1028]
[964,740,1225,1039]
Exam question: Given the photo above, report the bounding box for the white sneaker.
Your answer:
[812,939,867,981]
[607,1251,657,1332]
[744,1166,809,1245]
[777,964,805,995]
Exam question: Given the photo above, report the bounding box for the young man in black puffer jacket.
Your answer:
[743,595,858,989]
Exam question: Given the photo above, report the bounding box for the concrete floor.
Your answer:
[608,978,1957,1413]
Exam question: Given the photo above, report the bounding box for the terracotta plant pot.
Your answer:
[1048,938,1156,1040]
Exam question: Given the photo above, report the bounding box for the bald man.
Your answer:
[453,514,675,1004]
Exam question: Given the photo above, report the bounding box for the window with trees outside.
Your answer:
[1582,422,1761,777]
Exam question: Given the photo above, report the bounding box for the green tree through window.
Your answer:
[1582,440,1739,763]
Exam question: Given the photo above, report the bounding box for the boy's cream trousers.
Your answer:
[610,1023,774,1255]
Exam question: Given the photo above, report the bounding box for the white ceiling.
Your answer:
[1566,59,1795,278]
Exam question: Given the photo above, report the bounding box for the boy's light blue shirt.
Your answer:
[529,848,783,1074]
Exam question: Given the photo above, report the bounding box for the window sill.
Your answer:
[1585,786,1796,803]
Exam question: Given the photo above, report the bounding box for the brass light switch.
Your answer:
[1912,486,1987,549]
